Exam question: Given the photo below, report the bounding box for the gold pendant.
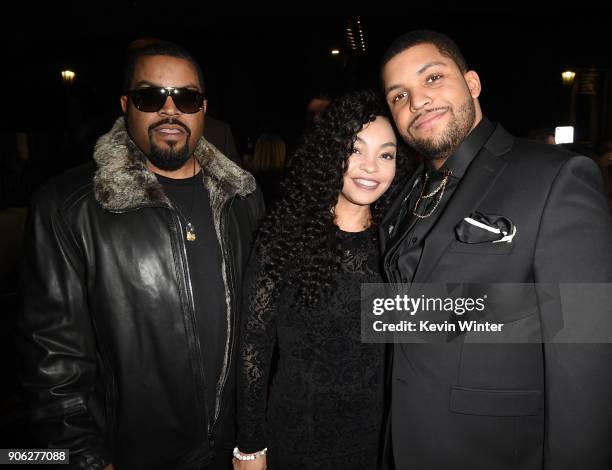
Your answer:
[186,223,196,241]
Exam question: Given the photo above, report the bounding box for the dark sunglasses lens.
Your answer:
[172,89,204,114]
[131,88,166,112]
[130,88,204,113]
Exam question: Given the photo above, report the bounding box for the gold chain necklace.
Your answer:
[411,169,453,219]
[172,158,198,241]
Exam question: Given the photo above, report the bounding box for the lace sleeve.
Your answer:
[236,249,278,453]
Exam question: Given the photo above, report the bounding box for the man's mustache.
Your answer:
[148,118,191,135]
[409,107,450,130]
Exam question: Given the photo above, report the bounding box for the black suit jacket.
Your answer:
[380,124,612,470]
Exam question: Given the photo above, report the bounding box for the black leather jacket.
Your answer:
[17,118,264,470]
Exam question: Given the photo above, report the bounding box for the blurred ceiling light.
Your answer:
[331,49,340,55]
[561,70,576,86]
[61,70,76,84]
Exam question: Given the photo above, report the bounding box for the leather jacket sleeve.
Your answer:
[17,185,111,470]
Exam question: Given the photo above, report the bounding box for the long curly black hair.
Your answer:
[254,89,411,309]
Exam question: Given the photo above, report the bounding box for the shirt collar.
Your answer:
[425,116,495,179]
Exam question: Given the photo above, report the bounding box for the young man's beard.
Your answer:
[405,98,476,162]
[147,140,191,171]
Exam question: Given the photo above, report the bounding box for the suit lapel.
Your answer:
[380,167,423,254]
[413,125,514,283]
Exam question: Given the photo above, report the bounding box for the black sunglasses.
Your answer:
[126,87,205,114]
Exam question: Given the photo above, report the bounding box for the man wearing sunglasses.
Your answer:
[18,41,264,470]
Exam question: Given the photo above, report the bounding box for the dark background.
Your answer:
[4,8,612,171]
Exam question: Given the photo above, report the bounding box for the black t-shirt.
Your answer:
[156,171,227,424]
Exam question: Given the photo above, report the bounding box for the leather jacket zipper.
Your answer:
[209,196,236,436]
[173,211,210,440]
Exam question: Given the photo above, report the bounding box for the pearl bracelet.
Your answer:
[233,447,268,461]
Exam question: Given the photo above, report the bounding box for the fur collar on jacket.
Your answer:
[93,116,255,211]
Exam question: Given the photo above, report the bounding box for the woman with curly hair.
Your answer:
[233,89,410,470]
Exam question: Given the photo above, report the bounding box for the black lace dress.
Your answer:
[237,227,386,469]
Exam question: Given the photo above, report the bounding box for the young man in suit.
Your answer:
[380,30,612,470]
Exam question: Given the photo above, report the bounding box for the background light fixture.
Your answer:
[61,70,76,85]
